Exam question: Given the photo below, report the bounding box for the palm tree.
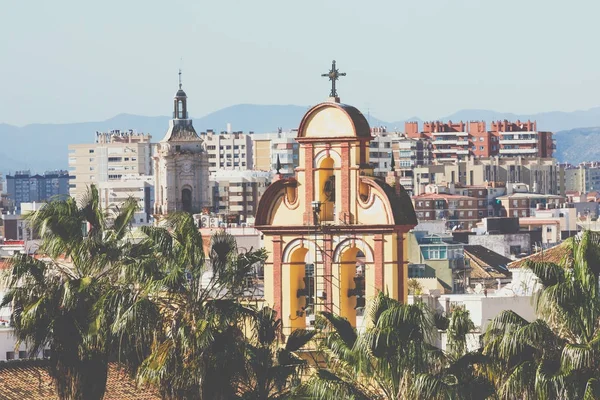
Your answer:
[1,186,143,400]
[238,306,315,399]
[114,212,268,400]
[411,306,494,400]
[483,230,600,399]
[302,293,492,400]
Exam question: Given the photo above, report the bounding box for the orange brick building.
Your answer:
[405,119,553,162]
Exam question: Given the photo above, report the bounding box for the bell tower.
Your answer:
[153,71,210,217]
[255,61,418,333]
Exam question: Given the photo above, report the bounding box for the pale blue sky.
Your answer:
[1,0,599,126]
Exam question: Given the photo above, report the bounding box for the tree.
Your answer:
[483,230,600,399]
[1,186,143,400]
[238,306,315,399]
[301,293,492,399]
[112,212,268,400]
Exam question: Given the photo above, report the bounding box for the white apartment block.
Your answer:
[200,130,253,173]
[68,130,153,199]
[97,175,154,226]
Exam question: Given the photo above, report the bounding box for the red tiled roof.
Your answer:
[507,241,572,269]
[0,361,160,399]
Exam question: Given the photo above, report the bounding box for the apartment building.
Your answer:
[210,170,273,224]
[405,119,553,162]
[6,170,69,211]
[200,130,253,173]
[97,175,154,226]
[562,162,600,193]
[68,130,153,199]
[412,184,489,230]
[413,156,558,195]
[496,192,563,219]
[252,130,299,176]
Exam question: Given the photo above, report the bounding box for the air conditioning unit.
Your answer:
[307,315,316,326]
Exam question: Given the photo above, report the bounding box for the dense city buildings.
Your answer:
[210,170,272,224]
[405,119,554,161]
[412,156,558,195]
[6,170,69,211]
[251,130,299,176]
[201,130,253,173]
[153,79,210,215]
[68,130,153,200]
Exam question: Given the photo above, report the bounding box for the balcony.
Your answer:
[432,131,468,136]
[456,149,470,155]
[499,138,538,145]
[456,140,469,146]
[499,148,538,154]
[433,139,458,144]
[433,148,458,154]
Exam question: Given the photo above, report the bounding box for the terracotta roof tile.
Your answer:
[507,241,572,269]
[0,360,160,400]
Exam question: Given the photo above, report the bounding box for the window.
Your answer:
[6,352,14,360]
[522,210,527,216]
[459,201,464,206]
[468,211,473,217]
[425,201,431,207]
[89,149,95,154]
[468,201,473,206]
[480,146,484,150]
[19,351,27,359]
[513,211,519,217]
[510,245,521,255]
[425,212,430,217]
[108,157,122,162]
[479,137,484,142]
[124,157,129,161]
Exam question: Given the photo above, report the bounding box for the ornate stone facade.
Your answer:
[153,83,210,215]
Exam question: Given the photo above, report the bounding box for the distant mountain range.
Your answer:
[2,104,600,173]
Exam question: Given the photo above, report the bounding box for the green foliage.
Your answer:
[302,293,492,400]
[483,230,600,399]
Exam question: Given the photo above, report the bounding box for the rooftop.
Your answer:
[463,245,512,279]
[0,360,160,399]
[507,241,572,269]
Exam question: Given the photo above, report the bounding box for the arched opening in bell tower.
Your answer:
[288,246,310,330]
[177,100,184,119]
[181,187,192,213]
[317,156,335,222]
[338,246,366,327]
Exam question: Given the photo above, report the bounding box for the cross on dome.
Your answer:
[321,60,346,98]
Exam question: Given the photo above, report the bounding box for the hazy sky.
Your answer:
[1,0,599,126]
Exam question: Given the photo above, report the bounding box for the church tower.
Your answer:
[154,72,210,215]
[255,61,417,333]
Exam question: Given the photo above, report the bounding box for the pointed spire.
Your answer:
[276,154,282,174]
[178,68,182,89]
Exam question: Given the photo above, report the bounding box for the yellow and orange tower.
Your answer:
[255,62,417,332]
